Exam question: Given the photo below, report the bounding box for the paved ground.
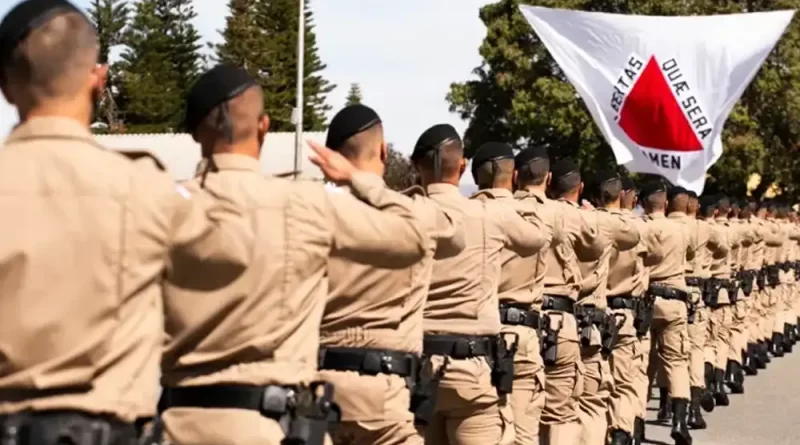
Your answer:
[642,350,800,445]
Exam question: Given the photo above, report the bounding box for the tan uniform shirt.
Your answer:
[735,219,757,271]
[751,217,778,269]
[162,155,427,390]
[423,185,548,336]
[695,219,727,279]
[0,119,256,422]
[320,185,465,355]
[607,210,664,298]
[764,218,784,266]
[645,212,692,291]
[497,189,559,309]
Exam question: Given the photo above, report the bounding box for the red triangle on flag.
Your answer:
[618,56,703,152]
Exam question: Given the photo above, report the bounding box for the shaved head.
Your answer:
[475,158,515,189]
[337,123,385,162]
[2,11,98,106]
[197,85,265,144]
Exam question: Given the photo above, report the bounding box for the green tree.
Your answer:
[217,0,335,131]
[345,83,363,106]
[383,144,419,191]
[448,0,800,200]
[87,0,129,133]
[117,0,203,133]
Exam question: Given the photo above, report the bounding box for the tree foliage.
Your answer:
[345,83,363,106]
[216,0,335,132]
[448,0,800,200]
[383,144,419,191]
[117,0,203,133]
[87,0,129,133]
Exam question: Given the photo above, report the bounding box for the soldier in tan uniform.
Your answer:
[701,195,741,408]
[682,191,724,429]
[412,126,548,445]
[639,181,693,445]
[540,160,639,445]
[468,142,552,445]
[605,176,660,445]
[738,202,766,375]
[776,205,800,354]
[158,68,429,445]
[762,203,787,357]
[505,146,563,445]
[577,172,643,445]
[316,105,465,445]
[0,3,256,444]
[750,202,782,368]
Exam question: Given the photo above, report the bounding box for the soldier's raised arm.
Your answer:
[429,202,466,260]
[597,209,640,251]
[309,141,426,268]
[499,201,551,257]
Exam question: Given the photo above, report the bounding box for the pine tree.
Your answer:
[117,0,203,133]
[218,0,334,132]
[345,83,363,106]
[87,0,129,64]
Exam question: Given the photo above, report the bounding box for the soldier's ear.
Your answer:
[459,157,466,176]
[380,141,388,164]
[579,181,584,196]
[512,170,518,188]
[546,172,552,186]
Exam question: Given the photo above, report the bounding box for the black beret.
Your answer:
[687,190,698,199]
[514,145,548,169]
[183,64,258,134]
[0,0,83,69]
[550,158,580,183]
[667,185,689,201]
[639,180,667,200]
[411,124,461,161]
[325,104,382,150]
[594,169,620,185]
[699,194,717,210]
[472,142,514,167]
[620,175,636,192]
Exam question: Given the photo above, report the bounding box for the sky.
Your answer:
[0,0,493,160]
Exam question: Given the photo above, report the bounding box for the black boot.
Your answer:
[761,340,772,364]
[743,344,758,375]
[784,324,794,352]
[671,398,693,445]
[687,387,707,429]
[633,417,645,445]
[657,387,673,422]
[701,362,716,412]
[772,332,785,357]
[609,429,632,445]
[725,360,745,394]
[714,368,729,406]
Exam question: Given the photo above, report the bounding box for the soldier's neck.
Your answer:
[210,141,260,160]
[22,99,92,128]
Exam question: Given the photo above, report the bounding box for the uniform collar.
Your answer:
[668,211,688,220]
[602,207,624,215]
[427,183,460,195]
[559,197,579,208]
[212,153,261,172]
[714,216,728,223]
[472,187,513,199]
[648,211,666,219]
[6,117,99,147]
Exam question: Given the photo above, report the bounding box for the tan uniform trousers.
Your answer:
[503,324,545,445]
[706,304,732,370]
[726,294,749,364]
[608,309,645,434]
[422,356,514,445]
[540,312,583,445]
[162,408,332,445]
[634,334,652,419]
[771,285,788,334]
[650,298,691,400]
[578,343,613,445]
[689,304,711,388]
[779,271,796,331]
[760,288,776,340]
[317,370,422,445]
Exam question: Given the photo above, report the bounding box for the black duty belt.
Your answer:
[499,304,541,329]
[318,347,417,378]
[648,284,689,302]
[160,385,310,420]
[541,295,575,314]
[423,334,494,359]
[685,277,706,288]
[608,295,639,310]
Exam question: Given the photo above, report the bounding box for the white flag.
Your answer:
[519,6,795,193]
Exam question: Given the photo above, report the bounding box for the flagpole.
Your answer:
[293,0,305,180]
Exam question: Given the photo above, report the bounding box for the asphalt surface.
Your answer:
[642,349,800,445]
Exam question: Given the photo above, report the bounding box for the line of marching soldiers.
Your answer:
[3,2,800,445]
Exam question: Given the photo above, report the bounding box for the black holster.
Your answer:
[740,271,756,296]
[703,280,722,307]
[0,412,136,445]
[281,382,339,445]
[540,313,563,367]
[601,313,622,358]
[767,266,780,287]
[575,305,596,347]
[687,299,697,325]
[757,269,767,291]
[491,333,519,396]
[633,297,654,337]
[409,356,448,426]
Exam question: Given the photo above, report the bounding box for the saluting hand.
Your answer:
[307,140,355,183]
[580,199,596,210]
